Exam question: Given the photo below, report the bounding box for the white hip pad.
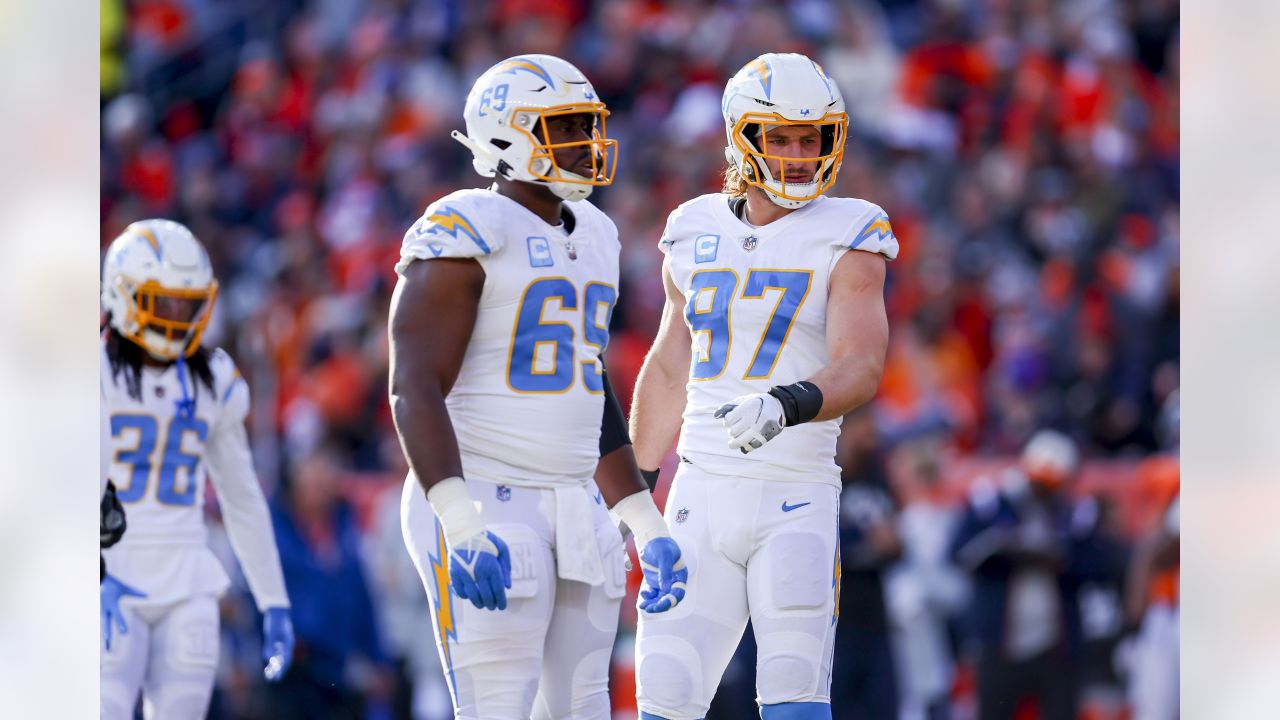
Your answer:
[767,532,829,611]
[491,524,542,599]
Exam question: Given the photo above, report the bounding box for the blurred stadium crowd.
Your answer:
[100,0,1179,718]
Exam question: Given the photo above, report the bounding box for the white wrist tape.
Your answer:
[425,477,485,549]
[611,489,670,551]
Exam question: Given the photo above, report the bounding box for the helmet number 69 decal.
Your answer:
[477,83,510,118]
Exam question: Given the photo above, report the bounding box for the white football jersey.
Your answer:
[101,344,289,610]
[660,193,898,487]
[397,188,620,488]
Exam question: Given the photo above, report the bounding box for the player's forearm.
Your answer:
[224,496,291,611]
[806,249,888,423]
[206,428,290,610]
[389,384,465,492]
[596,444,648,506]
[806,353,884,422]
[596,372,648,504]
[629,359,686,471]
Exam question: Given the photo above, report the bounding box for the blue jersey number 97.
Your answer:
[111,413,209,506]
[685,268,812,381]
[508,277,616,394]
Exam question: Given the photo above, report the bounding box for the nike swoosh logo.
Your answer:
[594,491,603,505]
[781,501,811,513]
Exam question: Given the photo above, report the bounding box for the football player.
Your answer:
[629,53,898,720]
[390,54,687,720]
[100,220,294,719]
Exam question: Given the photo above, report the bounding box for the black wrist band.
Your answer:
[640,468,660,492]
[768,381,825,426]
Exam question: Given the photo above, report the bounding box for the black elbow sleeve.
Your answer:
[598,371,633,457]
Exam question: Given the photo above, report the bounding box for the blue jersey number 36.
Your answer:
[111,414,209,506]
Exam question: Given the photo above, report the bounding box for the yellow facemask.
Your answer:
[510,103,619,187]
[730,111,848,202]
[116,277,219,360]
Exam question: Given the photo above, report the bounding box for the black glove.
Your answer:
[101,481,127,549]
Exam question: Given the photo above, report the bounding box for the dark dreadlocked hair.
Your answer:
[103,313,215,404]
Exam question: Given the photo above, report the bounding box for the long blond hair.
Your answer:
[722,162,748,197]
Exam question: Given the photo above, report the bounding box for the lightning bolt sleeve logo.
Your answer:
[850,212,895,250]
[421,207,492,255]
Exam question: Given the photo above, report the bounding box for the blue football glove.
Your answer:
[100,575,147,651]
[638,536,688,614]
[450,530,512,611]
[262,607,295,682]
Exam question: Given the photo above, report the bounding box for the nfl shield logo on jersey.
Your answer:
[675,507,689,524]
[496,485,512,502]
[742,235,758,252]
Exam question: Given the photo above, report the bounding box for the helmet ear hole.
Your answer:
[490,139,511,150]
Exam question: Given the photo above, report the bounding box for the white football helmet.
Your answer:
[101,219,219,361]
[722,53,848,208]
[451,54,617,202]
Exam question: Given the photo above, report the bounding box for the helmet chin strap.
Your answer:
[761,180,817,209]
[549,176,594,201]
[532,159,594,200]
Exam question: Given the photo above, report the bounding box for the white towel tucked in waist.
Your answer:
[553,484,605,585]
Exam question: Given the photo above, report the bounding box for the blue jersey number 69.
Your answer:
[508,278,616,393]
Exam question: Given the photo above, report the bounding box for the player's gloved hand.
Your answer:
[611,489,688,614]
[638,537,688,613]
[427,477,513,612]
[262,607,295,683]
[715,393,785,454]
[449,530,513,611]
[100,575,147,651]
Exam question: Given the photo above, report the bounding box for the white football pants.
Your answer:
[100,593,220,720]
[636,462,841,720]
